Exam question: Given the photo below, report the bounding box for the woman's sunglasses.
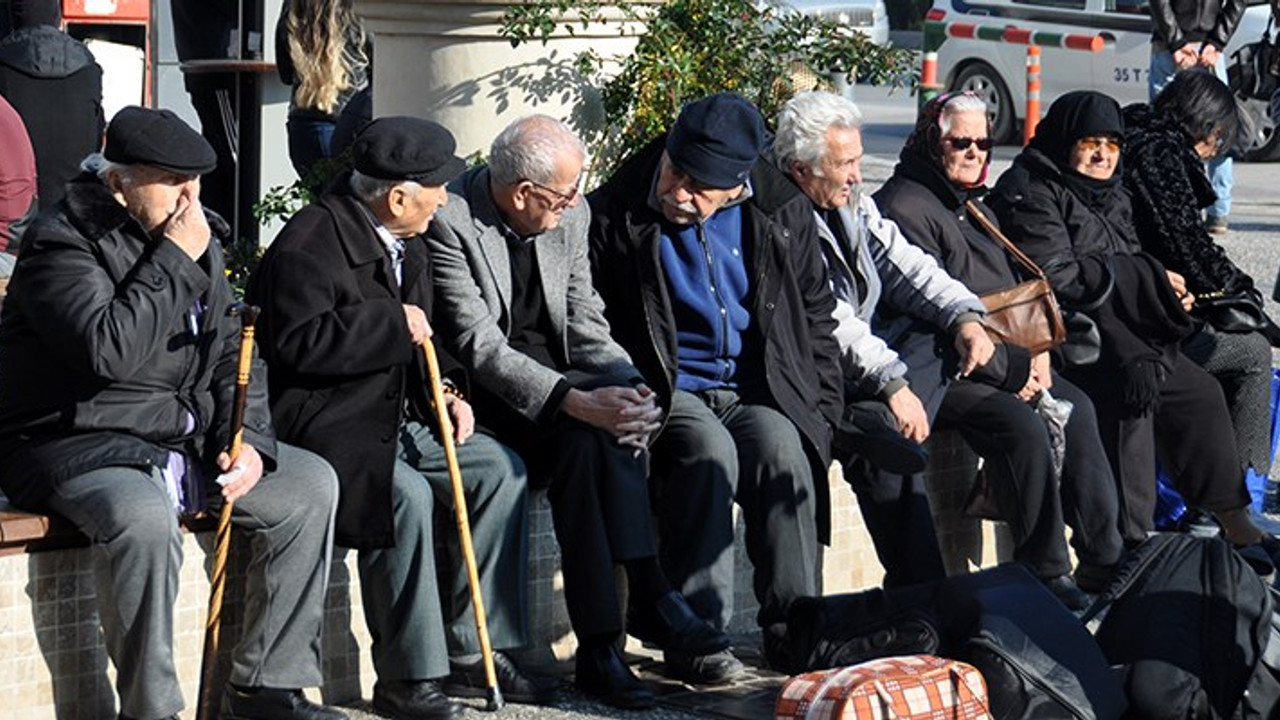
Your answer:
[944,136,994,151]
[1076,136,1123,152]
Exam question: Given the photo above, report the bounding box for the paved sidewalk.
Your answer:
[334,636,784,720]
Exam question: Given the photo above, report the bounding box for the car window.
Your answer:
[1012,0,1087,10]
[1105,0,1150,15]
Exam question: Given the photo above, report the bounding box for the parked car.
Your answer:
[783,0,892,46]
[927,0,1279,160]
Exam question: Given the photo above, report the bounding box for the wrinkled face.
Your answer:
[109,166,200,235]
[1069,136,1122,180]
[388,182,449,237]
[939,110,990,187]
[508,151,584,236]
[655,153,743,225]
[792,126,863,210]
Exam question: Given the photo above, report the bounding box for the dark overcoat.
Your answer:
[0,173,275,509]
[247,183,461,549]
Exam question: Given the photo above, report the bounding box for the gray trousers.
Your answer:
[649,389,820,635]
[44,442,338,720]
[357,421,529,681]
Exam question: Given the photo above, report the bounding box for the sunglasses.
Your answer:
[1076,136,1122,152]
[944,136,994,151]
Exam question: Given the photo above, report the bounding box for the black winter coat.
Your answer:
[1122,104,1253,296]
[0,173,276,509]
[587,139,844,542]
[247,183,462,550]
[873,152,1031,392]
[1149,0,1245,51]
[989,146,1198,377]
[0,25,104,210]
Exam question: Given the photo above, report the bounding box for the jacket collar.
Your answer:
[62,173,135,241]
[320,180,394,269]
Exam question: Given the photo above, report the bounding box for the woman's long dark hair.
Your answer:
[1152,68,1249,158]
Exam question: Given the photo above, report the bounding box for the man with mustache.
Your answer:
[587,92,844,677]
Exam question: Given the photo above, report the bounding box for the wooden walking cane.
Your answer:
[423,339,506,711]
[197,303,260,720]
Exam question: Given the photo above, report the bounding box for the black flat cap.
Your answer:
[103,106,218,176]
[666,93,767,190]
[352,117,466,187]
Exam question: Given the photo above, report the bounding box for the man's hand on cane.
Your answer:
[444,394,475,445]
[216,444,264,504]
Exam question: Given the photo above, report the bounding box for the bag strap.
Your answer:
[870,679,909,719]
[964,200,1049,282]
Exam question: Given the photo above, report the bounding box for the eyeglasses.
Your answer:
[944,136,994,152]
[523,178,580,208]
[1076,136,1122,153]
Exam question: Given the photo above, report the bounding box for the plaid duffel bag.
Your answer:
[774,654,991,720]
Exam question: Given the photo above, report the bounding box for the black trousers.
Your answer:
[478,390,656,640]
[1066,350,1250,543]
[850,330,1122,585]
[648,389,820,637]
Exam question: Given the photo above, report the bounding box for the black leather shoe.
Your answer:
[1042,574,1090,612]
[629,591,731,656]
[1073,560,1119,594]
[220,686,347,720]
[574,643,655,710]
[371,680,464,720]
[441,651,560,705]
[832,400,929,475]
[663,648,745,685]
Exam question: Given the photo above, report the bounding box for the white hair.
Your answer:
[939,93,989,136]
[488,114,586,186]
[85,153,141,186]
[349,170,424,204]
[773,91,864,174]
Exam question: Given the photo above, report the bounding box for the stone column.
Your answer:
[353,0,647,157]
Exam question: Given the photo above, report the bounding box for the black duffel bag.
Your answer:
[776,581,941,675]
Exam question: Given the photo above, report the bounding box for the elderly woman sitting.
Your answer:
[871,92,1124,607]
[987,90,1274,554]
[1123,69,1279,506]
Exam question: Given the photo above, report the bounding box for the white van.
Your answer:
[926,0,1279,159]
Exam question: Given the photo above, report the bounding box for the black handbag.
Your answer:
[1194,286,1269,333]
[1229,16,1280,101]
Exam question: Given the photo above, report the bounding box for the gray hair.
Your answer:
[773,91,863,173]
[939,93,989,136]
[86,153,140,186]
[488,115,586,186]
[349,170,424,204]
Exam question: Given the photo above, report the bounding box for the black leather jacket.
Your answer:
[0,174,276,509]
[1149,0,1246,51]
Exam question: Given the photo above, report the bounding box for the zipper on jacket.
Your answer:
[695,221,732,382]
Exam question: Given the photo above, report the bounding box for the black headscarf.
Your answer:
[1027,91,1124,209]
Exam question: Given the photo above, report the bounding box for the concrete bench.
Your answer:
[0,430,1011,718]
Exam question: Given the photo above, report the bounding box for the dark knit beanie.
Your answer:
[665,92,767,189]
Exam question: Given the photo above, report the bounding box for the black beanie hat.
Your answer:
[665,92,767,190]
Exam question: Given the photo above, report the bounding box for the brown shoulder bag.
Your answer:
[965,201,1066,354]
